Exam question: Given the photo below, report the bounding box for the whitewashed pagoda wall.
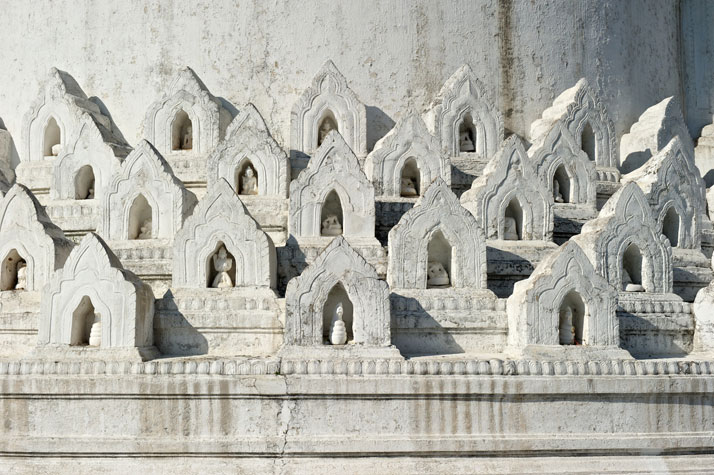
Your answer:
[0,0,695,171]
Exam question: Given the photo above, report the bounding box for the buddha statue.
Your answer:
[51,144,62,156]
[88,313,101,347]
[321,215,342,236]
[553,179,564,203]
[400,177,418,197]
[427,261,450,287]
[180,123,192,150]
[211,246,234,288]
[330,302,347,346]
[504,216,519,240]
[15,261,27,291]
[86,185,95,200]
[318,117,336,146]
[622,268,645,292]
[459,129,475,152]
[240,166,258,195]
[559,306,574,345]
[137,218,152,239]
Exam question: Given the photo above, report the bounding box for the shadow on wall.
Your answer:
[703,170,714,188]
[486,246,535,298]
[0,117,21,171]
[366,105,395,152]
[153,290,209,357]
[617,311,691,359]
[620,149,653,175]
[390,293,464,357]
[276,236,308,296]
[88,97,130,145]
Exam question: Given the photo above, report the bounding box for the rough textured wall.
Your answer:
[0,0,696,168]
[682,0,714,137]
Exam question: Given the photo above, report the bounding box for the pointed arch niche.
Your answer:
[102,140,197,241]
[70,295,98,346]
[0,249,26,291]
[143,67,231,156]
[171,109,193,151]
[74,165,95,200]
[235,159,258,196]
[284,237,390,348]
[127,194,153,240]
[172,179,276,289]
[289,131,375,239]
[322,283,354,344]
[0,184,74,292]
[207,104,290,199]
[573,182,672,294]
[43,116,62,157]
[529,122,597,208]
[365,112,449,198]
[51,115,129,202]
[507,241,622,355]
[426,230,452,288]
[662,205,681,248]
[423,64,503,157]
[461,136,553,241]
[205,241,237,289]
[38,233,155,357]
[400,158,421,197]
[320,190,344,236]
[388,179,487,290]
[622,136,705,250]
[291,60,367,158]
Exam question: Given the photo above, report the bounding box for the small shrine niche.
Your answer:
[1,249,26,291]
[622,243,645,292]
[43,116,61,157]
[426,230,452,288]
[662,207,681,248]
[320,190,344,237]
[504,198,523,240]
[322,283,354,345]
[70,295,100,346]
[400,158,421,197]
[553,165,571,203]
[171,110,193,151]
[207,242,237,289]
[581,122,596,162]
[235,160,259,196]
[458,114,477,153]
[558,291,585,345]
[128,194,153,240]
[317,111,338,148]
[74,165,95,200]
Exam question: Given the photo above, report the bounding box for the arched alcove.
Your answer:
[322,282,354,344]
[171,110,193,151]
[426,229,452,288]
[581,122,596,162]
[317,111,338,147]
[206,241,237,289]
[235,160,259,196]
[622,243,644,291]
[400,157,421,197]
[662,206,680,248]
[74,165,96,200]
[43,116,61,157]
[558,291,586,345]
[70,295,97,346]
[553,165,571,203]
[320,190,344,236]
[504,198,523,240]
[128,194,153,240]
[458,113,477,152]
[1,249,25,291]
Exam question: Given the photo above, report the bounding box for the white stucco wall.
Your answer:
[0,0,701,171]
